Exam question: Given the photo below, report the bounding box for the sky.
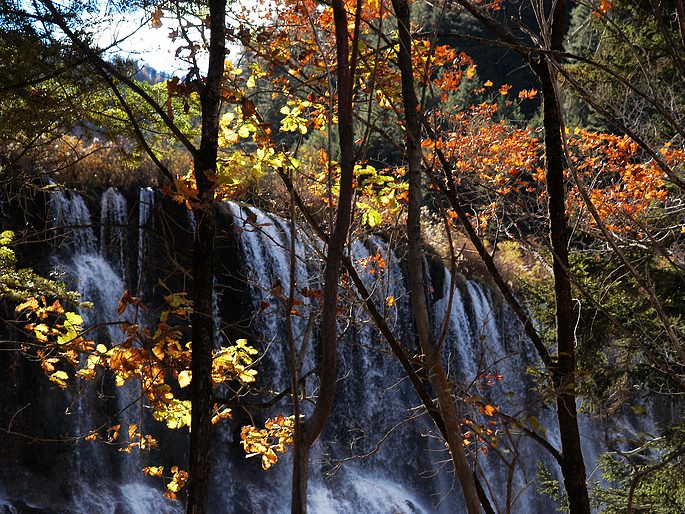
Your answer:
[95,6,250,76]
[97,11,197,75]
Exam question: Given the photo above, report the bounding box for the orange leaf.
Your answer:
[483,404,497,416]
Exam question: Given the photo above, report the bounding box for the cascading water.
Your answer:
[100,188,129,279]
[40,188,179,514]
[1,187,656,513]
[136,188,155,300]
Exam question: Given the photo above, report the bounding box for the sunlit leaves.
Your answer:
[164,467,188,500]
[424,103,672,236]
[359,205,383,227]
[461,372,505,457]
[58,311,83,345]
[355,251,387,275]
[150,8,163,29]
[213,339,258,384]
[143,466,164,477]
[241,415,295,470]
[353,164,406,227]
[279,105,308,134]
[1,231,81,304]
[143,464,188,501]
[153,399,193,430]
[211,405,233,424]
[49,370,70,388]
[517,89,538,100]
[177,370,192,388]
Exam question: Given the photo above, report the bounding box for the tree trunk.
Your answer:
[290,0,356,511]
[389,0,481,511]
[537,63,591,514]
[186,1,225,513]
[532,0,591,510]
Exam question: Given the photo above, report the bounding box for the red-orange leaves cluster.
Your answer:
[425,103,541,198]
[424,103,671,234]
[355,250,387,275]
[565,129,670,232]
[416,42,474,95]
[462,371,504,457]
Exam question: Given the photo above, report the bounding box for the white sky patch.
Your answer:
[95,11,197,76]
[94,5,258,77]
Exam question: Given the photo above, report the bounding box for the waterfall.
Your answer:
[100,188,128,278]
[0,188,660,513]
[48,189,97,256]
[27,188,178,514]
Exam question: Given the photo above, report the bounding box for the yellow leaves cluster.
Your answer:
[353,163,407,228]
[212,405,233,425]
[161,172,199,210]
[152,399,193,430]
[241,415,295,470]
[279,104,309,135]
[143,464,189,500]
[164,467,188,500]
[18,288,260,449]
[119,423,159,453]
[142,466,164,477]
[212,339,259,384]
[16,296,90,389]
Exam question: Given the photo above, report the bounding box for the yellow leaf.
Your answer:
[143,466,165,477]
[49,370,69,388]
[16,297,39,312]
[178,370,192,388]
[152,342,166,361]
[76,368,96,380]
[34,324,50,342]
[65,311,83,326]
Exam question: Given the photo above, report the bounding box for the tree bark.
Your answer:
[530,0,590,510]
[186,1,226,513]
[290,0,356,510]
[36,1,230,511]
[389,0,481,511]
[536,58,591,514]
